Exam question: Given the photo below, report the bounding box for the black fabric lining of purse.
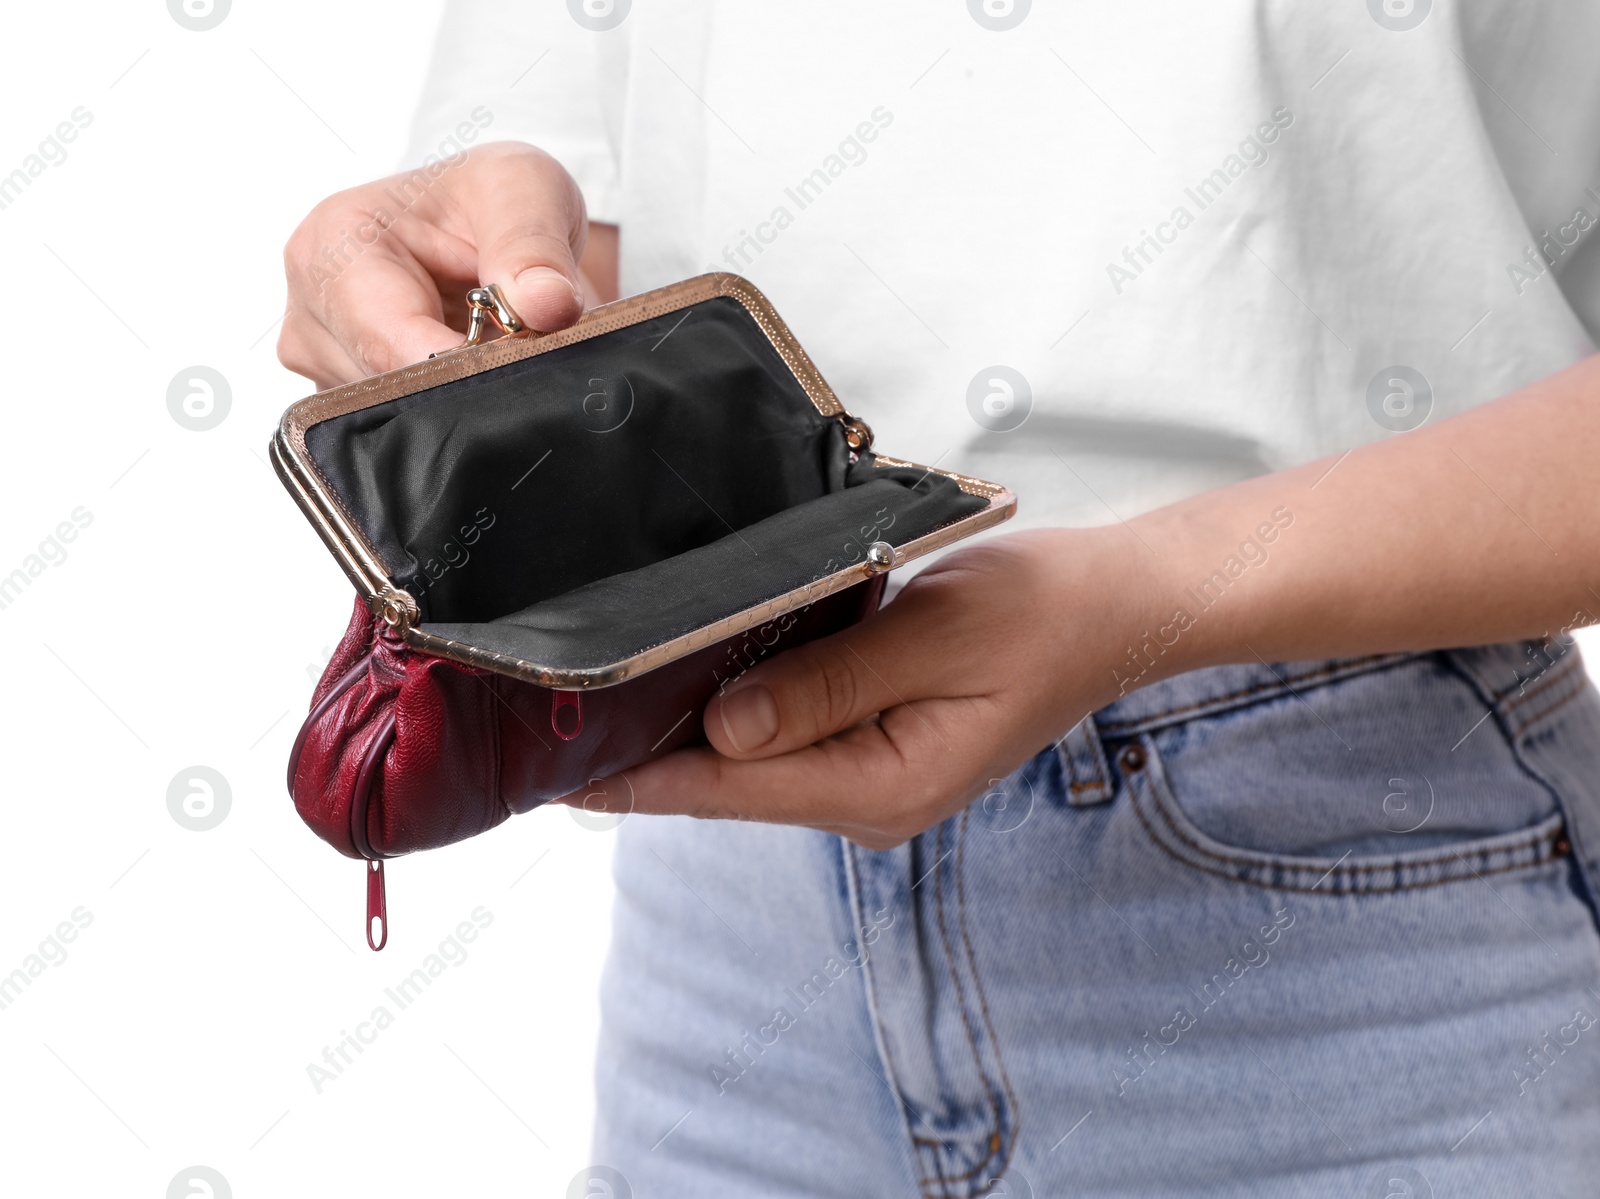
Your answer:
[305,296,985,670]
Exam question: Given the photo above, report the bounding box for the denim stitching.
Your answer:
[1078,719,1110,793]
[1059,735,1088,797]
[1094,654,1412,736]
[1059,725,1110,802]
[1501,657,1584,721]
[1507,681,1600,929]
[1440,651,1599,887]
[1504,663,1589,739]
[861,825,995,1196]
[950,808,1018,1185]
[1129,777,1566,895]
[1067,718,1111,803]
[913,812,1014,1191]
[916,819,958,1195]
[1096,647,1577,743]
[1484,650,1585,709]
[915,814,1007,1196]
[1456,652,1600,932]
[1511,677,1590,742]
[1126,757,1566,895]
[1437,646,1585,749]
[846,842,929,1195]
[1136,746,1563,875]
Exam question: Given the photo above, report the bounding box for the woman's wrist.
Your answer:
[1050,486,1307,706]
[1104,353,1600,685]
[1030,521,1219,706]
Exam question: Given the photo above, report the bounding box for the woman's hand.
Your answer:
[277,141,617,390]
[557,353,1600,849]
[559,528,1161,850]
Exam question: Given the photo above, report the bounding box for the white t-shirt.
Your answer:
[407,0,1600,531]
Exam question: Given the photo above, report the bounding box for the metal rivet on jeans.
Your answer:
[1119,744,1146,773]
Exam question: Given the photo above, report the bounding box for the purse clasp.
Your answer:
[429,284,526,359]
[373,585,421,635]
[840,415,874,453]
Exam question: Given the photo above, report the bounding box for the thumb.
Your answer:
[704,608,941,761]
[456,143,589,332]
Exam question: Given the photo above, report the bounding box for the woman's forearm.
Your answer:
[571,353,1600,839]
[1122,353,1600,690]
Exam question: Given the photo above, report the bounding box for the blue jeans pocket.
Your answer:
[1121,652,1579,895]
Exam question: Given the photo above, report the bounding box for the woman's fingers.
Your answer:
[567,698,988,849]
[281,206,462,385]
[457,143,589,332]
[702,585,963,760]
[278,142,591,388]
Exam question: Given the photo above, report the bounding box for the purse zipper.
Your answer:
[350,710,397,951]
[552,689,583,739]
[284,657,392,950]
[364,860,387,952]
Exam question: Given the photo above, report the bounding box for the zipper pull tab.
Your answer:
[552,690,583,740]
[366,860,388,951]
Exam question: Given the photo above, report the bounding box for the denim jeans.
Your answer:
[591,641,1600,1198]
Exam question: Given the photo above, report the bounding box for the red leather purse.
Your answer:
[272,274,1013,948]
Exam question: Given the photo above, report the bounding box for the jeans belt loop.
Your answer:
[1058,712,1115,806]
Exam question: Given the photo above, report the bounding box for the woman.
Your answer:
[279,3,1600,1194]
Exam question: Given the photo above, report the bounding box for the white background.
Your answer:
[3,3,1600,1197]
[0,2,622,1196]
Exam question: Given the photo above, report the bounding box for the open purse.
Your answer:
[272,273,1014,948]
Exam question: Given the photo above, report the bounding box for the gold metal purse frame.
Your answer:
[270,273,1016,690]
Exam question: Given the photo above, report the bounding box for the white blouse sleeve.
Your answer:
[404,0,628,224]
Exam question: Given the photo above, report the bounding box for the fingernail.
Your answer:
[513,266,582,321]
[717,686,779,753]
